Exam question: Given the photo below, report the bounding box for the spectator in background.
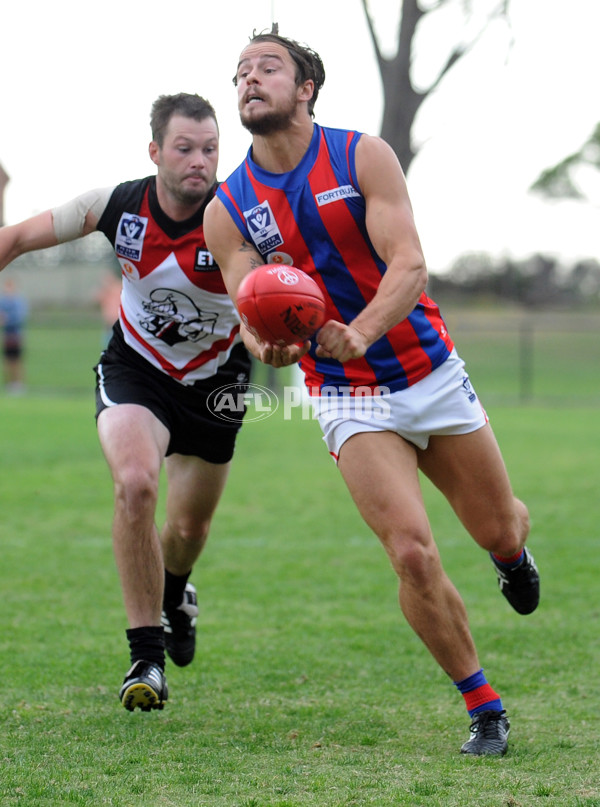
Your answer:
[0,277,28,395]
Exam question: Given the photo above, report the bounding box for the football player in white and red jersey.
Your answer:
[0,94,251,712]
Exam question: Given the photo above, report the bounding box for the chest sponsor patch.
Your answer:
[315,185,361,206]
[194,248,218,272]
[243,200,284,256]
[115,213,148,261]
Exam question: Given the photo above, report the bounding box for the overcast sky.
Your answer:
[1,0,598,271]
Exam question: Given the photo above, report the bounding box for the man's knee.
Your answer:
[477,498,530,556]
[113,464,160,517]
[384,530,441,590]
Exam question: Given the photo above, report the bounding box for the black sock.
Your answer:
[163,568,191,608]
[126,626,165,669]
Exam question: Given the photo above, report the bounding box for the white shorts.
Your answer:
[311,349,488,461]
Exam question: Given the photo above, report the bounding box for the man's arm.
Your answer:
[0,187,114,272]
[0,211,59,271]
[204,196,309,366]
[204,196,263,301]
[315,135,428,363]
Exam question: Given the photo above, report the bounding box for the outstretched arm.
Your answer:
[0,187,114,271]
[0,211,59,271]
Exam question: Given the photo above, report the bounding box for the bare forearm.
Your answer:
[0,211,59,271]
[349,255,427,346]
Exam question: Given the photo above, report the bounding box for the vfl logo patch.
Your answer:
[115,213,148,261]
[315,185,361,206]
[243,200,283,256]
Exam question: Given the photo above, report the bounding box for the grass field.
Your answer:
[0,312,599,805]
[19,306,600,405]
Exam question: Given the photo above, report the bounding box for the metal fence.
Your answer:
[5,307,600,406]
[443,308,600,406]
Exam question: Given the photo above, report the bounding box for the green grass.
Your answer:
[23,317,103,395]
[16,305,600,404]
[0,395,599,806]
[442,307,600,404]
[0,311,599,805]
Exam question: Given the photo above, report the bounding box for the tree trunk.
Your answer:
[379,0,425,173]
[362,0,510,174]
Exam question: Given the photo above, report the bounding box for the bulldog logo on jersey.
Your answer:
[140,288,218,345]
[115,213,148,261]
[243,201,284,256]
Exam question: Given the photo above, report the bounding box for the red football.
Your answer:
[236,264,326,346]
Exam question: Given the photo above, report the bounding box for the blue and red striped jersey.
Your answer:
[217,125,454,394]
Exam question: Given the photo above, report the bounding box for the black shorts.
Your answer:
[94,324,251,463]
[4,334,23,360]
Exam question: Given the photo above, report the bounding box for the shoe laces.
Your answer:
[469,710,506,736]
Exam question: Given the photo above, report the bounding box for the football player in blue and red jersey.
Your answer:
[204,28,539,756]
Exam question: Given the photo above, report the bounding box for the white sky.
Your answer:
[1,0,598,272]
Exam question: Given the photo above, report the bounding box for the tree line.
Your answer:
[429,252,600,307]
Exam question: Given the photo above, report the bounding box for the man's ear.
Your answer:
[298,79,314,104]
[149,140,160,167]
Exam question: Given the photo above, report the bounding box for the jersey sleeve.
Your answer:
[96,178,151,246]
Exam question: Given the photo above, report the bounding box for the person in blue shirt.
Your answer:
[0,277,28,394]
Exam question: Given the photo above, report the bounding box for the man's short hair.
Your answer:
[234,26,326,117]
[150,93,218,146]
